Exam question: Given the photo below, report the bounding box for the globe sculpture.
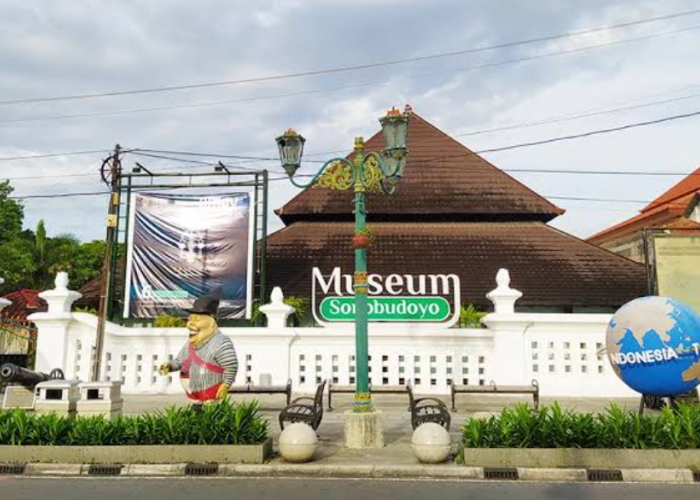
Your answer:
[606,296,700,396]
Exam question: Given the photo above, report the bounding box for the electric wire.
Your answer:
[2,23,699,126]
[2,7,698,107]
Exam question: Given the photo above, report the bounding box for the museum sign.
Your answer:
[312,267,460,326]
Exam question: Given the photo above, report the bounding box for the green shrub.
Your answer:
[154,314,187,328]
[462,402,700,449]
[74,306,98,315]
[0,400,268,446]
[458,304,487,328]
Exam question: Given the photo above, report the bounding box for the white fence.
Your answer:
[28,271,636,398]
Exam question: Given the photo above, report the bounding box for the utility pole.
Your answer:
[91,144,121,382]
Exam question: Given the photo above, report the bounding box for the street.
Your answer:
[0,477,697,500]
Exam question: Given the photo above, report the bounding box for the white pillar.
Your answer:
[28,272,82,374]
[259,287,295,328]
[482,269,531,386]
[0,277,11,314]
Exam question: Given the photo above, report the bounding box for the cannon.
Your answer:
[0,363,64,387]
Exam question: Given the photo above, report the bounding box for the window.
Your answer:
[531,342,538,349]
[430,356,436,363]
[533,364,539,373]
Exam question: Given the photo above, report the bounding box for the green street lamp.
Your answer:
[276,107,410,412]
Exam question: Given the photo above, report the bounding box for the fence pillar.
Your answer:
[259,287,295,328]
[482,269,531,386]
[0,277,10,314]
[28,273,82,375]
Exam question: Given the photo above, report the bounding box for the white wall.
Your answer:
[28,270,637,398]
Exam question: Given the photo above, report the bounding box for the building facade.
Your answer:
[588,166,700,263]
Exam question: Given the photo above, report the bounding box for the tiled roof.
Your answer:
[265,221,646,309]
[588,191,700,244]
[0,289,46,322]
[277,112,564,224]
[642,166,700,212]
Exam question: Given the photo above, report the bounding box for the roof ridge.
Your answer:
[407,113,564,216]
[642,165,700,212]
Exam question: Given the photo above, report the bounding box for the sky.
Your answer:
[1,0,699,242]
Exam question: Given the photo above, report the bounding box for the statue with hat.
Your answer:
[159,289,238,402]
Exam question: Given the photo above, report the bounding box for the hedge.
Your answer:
[0,400,268,446]
[463,403,700,449]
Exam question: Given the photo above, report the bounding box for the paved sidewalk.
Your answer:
[122,393,642,467]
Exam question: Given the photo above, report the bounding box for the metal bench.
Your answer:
[450,380,540,411]
[229,378,293,406]
[327,382,408,411]
[279,380,326,430]
[407,382,451,430]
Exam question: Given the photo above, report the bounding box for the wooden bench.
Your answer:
[327,382,408,411]
[450,380,539,411]
[229,379,293,406]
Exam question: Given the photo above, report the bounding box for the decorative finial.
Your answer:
[495,269,511,288]
[55,272,69,291]
[354,136,365,149]
[404,104,413,113]
[284,128,299,136]
[385,107,401,117]
[270,287,285,305]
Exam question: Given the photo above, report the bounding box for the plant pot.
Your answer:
[352,235,370,249]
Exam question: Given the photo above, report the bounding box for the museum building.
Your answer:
[265,109,646,313]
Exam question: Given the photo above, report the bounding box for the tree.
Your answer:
[0,181,23,243]
[35,220,46,267]
[69,240,108,290]
[0,238,37,294]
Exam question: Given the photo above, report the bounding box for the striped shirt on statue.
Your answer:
[170,332,238,399]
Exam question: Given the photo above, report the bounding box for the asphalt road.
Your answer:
[0,477,698,500]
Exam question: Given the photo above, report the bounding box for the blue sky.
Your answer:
[1,0,699,241]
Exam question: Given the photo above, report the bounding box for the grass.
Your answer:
[462,402,700,449]
[0,400,268,446]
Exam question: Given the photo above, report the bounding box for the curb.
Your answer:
[1,463,697,483]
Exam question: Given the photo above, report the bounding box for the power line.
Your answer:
[0,149,110,162]
[1,8,699,107]
[474,108,700,154]
[8,187,653,204]
[2,23,699,126]
[5,104,700,185]
[455,86,700,137]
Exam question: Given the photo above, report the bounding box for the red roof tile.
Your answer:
[1,289,47,322]
[642,166,700,212]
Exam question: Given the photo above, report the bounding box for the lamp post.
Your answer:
[276,108,409,413]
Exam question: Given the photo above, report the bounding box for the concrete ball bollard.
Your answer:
[278,423,318,463]
[411,423,452,464]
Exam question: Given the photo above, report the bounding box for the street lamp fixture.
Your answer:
[276,107,410,412]
[276,128,306,178]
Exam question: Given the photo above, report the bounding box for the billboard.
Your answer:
[123,193,254,319]
[653,235,700,314]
